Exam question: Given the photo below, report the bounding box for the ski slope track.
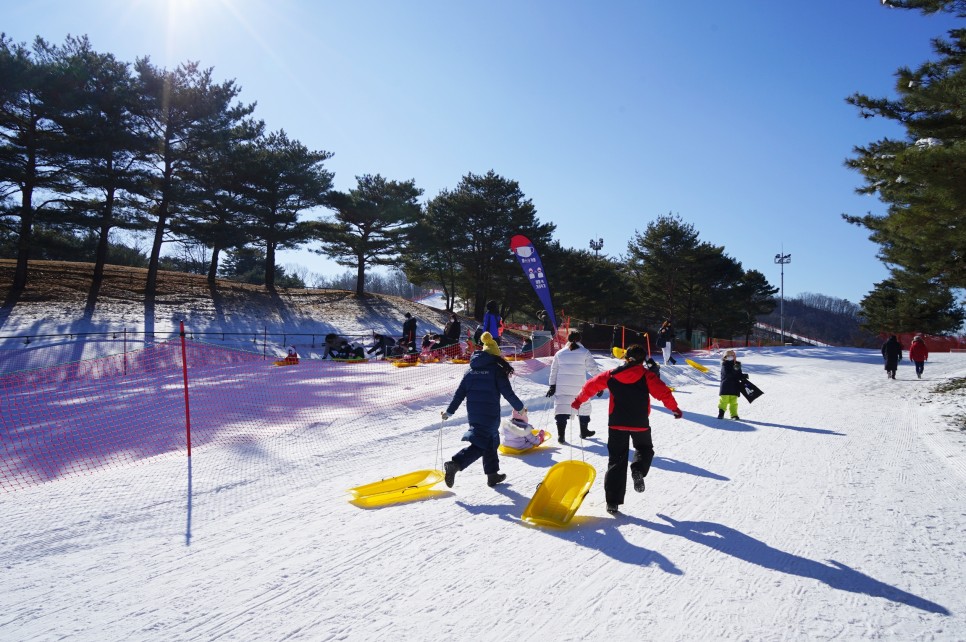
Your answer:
[1,347,965,641]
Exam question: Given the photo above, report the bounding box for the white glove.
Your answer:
[441,411,450,421]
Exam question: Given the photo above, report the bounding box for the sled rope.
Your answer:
[435,418,446,471]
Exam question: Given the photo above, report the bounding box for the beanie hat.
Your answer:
[480,331,501,356]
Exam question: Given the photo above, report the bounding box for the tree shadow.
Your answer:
[641,513,950,615]
[455,484,682,574]
[0,286,24,330]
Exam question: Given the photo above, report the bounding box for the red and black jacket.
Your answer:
[573,362,680,432]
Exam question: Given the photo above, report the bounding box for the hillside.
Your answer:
[758,299,876,347]
[0,260,455,341]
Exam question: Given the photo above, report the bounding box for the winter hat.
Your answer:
[723,349,736,361]
[480,331,501,356]
[287,345,297,356]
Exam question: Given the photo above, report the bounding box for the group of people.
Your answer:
[441,326,683,515]
[882,334,929,379]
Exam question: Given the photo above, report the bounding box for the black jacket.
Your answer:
[882,337,902,368]
[719,360,744,396]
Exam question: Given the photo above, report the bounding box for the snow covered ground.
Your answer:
[2,316,966,639]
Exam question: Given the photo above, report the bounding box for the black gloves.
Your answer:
[596,390,604,397]
[546,384,556,397]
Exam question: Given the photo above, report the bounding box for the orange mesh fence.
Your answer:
[0,335,550,493]
[880,333,966,353]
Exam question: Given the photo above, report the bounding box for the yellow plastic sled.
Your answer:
[348,469,445,507]
[390,359,420,368]
[611,346,626,359]
[521,460,596,527]
[685,358,709,373]
[499,430,551,455]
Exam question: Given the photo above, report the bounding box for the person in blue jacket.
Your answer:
[441,331,526,488]
[482,300,503,345]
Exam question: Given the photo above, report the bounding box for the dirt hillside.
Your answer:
[0,260,454,338]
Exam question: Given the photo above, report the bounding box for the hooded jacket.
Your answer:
[572,361,679,432]
[445,351,525,449]
[909,339,928,362]
[882,337,902,369]
[549,343,599,416]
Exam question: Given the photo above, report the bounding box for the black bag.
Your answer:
[472,326,483,345]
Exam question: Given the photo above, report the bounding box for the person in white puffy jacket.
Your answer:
[546,331,600,443]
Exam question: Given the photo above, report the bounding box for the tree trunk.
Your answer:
[207,243,222,283]
[355,254,366,297]
[265,241,277,289]
[12,188,35,292]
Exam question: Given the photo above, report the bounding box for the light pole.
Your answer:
[590,238,603,257]
[774,253,791,344]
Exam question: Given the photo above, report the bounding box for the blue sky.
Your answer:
[4,1,961,303]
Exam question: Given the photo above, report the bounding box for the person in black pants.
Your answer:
[571,344,683,515]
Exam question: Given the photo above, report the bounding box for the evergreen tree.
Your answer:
[0,35,75,291]
[174,120,264,283]
[426,170,554,320]
[315,174,422,297]
[625,213,701,327]
[242,130,332,289]
[539,242,633,324]
[401,197,464,311]
[134,59,257,301]
[844,4,966,291]
[735,269,778,343]
[219,245,305,288]
[860,269,965,333]
[54,37,151,301]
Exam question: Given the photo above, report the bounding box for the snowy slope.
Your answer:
[1,334,966,639]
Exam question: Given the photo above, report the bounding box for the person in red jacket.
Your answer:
[571,344,683,515]
[909,335,929,379]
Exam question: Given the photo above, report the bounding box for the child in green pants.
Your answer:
[717,349,743,420]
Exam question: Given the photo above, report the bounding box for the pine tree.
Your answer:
[844,5,966,290]
[315,174,422,297]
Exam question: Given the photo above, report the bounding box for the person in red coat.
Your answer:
[571,344,683,514]
[910,335,929,379]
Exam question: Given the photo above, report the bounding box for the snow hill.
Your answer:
[1,266,965,640]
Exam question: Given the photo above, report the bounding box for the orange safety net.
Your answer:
[0,337,553,493]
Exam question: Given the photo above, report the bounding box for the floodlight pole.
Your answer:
[774,253,791,344]
[590,238,603,257]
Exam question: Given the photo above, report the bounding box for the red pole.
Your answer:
[180,321,192,457]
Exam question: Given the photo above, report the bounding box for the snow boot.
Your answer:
[669,357,677,365]
[631,469,646,493]
[731,415,740,421]
[444,461,459,488]
[606,503,619,514]
[487,472,507,487]
[717,409,724,420]
[579,417,595,439]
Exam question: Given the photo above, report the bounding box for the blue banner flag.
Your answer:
[510,234,556,330]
